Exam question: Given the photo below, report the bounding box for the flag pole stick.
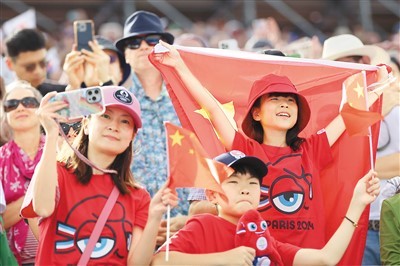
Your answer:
[363,71,375,170]
[164,121,171,261]
[166,204,171,261]
[367,127,374,170]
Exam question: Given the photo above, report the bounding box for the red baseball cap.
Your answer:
[242,74,310,139]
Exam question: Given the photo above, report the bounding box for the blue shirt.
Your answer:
[129,73,189,216]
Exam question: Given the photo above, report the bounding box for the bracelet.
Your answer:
[344,216,358,228]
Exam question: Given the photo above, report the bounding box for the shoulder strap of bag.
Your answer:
[77,185,120,265]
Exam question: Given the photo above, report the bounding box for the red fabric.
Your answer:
[150,47,383,264]
[159,214,300,265]
[233,131,332,248]
[33,163,150,265]
[341,103,383,136]
[165,122,233,195]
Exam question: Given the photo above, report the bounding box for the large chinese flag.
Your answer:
[165,122,233,196]
[151,47,384,265]
[340,71,383,136]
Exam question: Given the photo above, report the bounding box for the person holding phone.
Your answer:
[20,86,178,264]
[63,35,131,91]
[0,80,43,264]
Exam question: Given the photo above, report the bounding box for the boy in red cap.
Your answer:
[152,41,385,249]
[152,150,381,265]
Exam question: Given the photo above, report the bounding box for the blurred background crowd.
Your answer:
[1,0,399,85]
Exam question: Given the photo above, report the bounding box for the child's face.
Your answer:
[216,172,261,220]
[253,94,298,131]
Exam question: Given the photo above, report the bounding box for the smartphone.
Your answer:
[218,39,239,50]
[73,20,94,51]
[50,87,105,120]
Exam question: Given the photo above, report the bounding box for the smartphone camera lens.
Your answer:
[78,23,87,32]
[88,91,92,96]
[92,96,97,101]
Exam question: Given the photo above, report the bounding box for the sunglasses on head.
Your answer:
[23,59,48,73]
[3,97,40,112]
[60,122,82,135]
[125,34,164,50]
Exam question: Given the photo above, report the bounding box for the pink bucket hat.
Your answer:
[101,86,142,129]
[242,74,310,138]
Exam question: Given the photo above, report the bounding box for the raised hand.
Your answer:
[152,40,183,69]
[353,169,380,206]
[63,47,85,90]
[82,40,112,86]
[35,91,68,136]
[149,183,179,221]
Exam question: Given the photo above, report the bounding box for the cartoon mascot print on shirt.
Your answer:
[54,195,133,260]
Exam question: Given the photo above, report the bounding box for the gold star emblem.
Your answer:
[353,82,364,98]
[195,101,238,139]
[169,130,184,146]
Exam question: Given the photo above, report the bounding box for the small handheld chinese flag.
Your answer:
[165,122,233,195]
[340,71,383,136]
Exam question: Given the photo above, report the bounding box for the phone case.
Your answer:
[50,87,105,120]
[74,20,94,51]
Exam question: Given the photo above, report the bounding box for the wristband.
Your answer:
[344,216,358,228]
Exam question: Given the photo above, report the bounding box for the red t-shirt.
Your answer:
[35,164,150,265]
[159,214,300,265]
[232,131,333,248]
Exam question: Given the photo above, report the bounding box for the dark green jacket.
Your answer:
[380,194,400,265]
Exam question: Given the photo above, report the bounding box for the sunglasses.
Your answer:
[125,34,164,50]
[22,59,48,73]
[60,122,82,135]
[3,97,40,112]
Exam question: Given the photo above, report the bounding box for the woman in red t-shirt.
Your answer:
[21,86,177,265]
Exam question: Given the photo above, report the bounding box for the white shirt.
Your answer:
[0,181,6,214]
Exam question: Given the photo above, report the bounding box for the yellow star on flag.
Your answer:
[195,101,237,139]
[169,130,184,146]
[353,82,364,98]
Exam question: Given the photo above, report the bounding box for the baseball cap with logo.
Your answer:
[214,150,267,181]
[101,86,142,129]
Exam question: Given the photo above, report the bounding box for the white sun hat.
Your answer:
[322,34,390,65]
